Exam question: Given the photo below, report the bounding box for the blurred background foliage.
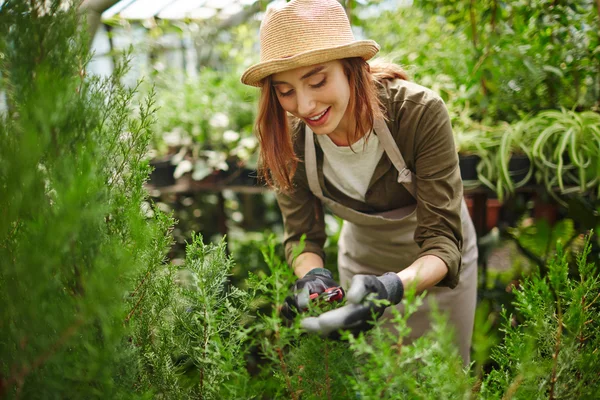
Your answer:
[85,0,600,374]
[0,0,598,394]
[364,0,600,122]
[87,0,600,268]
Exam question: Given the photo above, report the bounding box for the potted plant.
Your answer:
[477,119,535,202]
[146,68,259,188]
[451,103,500,188]
[530,108,600,206]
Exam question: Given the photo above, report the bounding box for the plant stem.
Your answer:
[325,341,331,400]
[469,0,489,97]
[275,331,298,400]
[584,291,600,311]
[502,374,523,399]
[129,269,152,299]
[2,317,84,396]
[549,302,563,399]
[200,309,208,399]
[469,0,478,49]
[124,290,146,324]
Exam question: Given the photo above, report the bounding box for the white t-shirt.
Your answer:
[316,132,384,202]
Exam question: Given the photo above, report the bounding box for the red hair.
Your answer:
[254,58,408,192]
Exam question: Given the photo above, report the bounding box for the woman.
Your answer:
[240,0,478,364]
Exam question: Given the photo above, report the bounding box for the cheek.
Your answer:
[277,97,295,113]
[329,83,350,107]
[341,86,351,106]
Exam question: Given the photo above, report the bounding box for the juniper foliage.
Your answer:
[0,1,173,398]
[129,234,256,399]
[481,235,600,399]
[2,1,600,399]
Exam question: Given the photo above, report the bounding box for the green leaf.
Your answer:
[542,65,564,78]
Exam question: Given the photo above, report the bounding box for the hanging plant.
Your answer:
[477,120,534,202]
[530,108,600,205]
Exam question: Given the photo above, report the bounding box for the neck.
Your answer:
[327,110,371,147]
[327,131,354,146]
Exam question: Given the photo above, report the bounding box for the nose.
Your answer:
[297,91,316,117]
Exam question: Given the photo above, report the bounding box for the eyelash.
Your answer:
[279,78,327,97]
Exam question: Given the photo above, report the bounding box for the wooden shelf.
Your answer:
[145,174,269,195]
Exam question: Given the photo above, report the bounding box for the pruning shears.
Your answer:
[296,286,344,311]
[309,286,344,303]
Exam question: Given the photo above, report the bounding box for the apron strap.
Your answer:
[304,119,417,199]
[304,124,324,197]
[373,118,417,199]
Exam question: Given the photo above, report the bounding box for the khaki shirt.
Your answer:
[276,78,463,288]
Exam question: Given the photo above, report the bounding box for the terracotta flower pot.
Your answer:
[486,198,502,231]
[533,195,558,225]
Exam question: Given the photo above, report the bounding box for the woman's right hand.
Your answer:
[280,268,344,320]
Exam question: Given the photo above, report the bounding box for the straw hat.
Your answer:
[240,0,380,87]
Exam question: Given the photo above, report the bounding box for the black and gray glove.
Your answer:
[281,268,344,320]
[300,272,404,336]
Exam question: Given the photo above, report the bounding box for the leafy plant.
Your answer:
[480,235,600,399]
[147,68,258,182]
[129,234,256,399]
[477,120,535,202]
[450,102,501,156]
[507,217,578,272]
[408,0,600,121]
[530,108,600,205]
[0,1,173,397]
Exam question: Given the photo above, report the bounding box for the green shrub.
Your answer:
[0,1,172,398]
[2,2,599,399]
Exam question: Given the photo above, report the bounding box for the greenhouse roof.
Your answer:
[102,0,261,20]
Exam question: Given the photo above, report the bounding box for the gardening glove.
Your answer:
[300,273,404,336]
[281,268,344,321]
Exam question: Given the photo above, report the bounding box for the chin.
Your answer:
[311,126,332,135]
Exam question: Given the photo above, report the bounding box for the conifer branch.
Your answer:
[0,219,20,249]
[549,302,563,399]
[502,374,523,399]
[129,269,152,299]
[578,296,587,352]
[324,341,331,400]
[379,375,394,398]
[584,292,600,311]
[3,318,84,395]
[199,309,209,399]
[125,290,146,324]
[274,331,297,400]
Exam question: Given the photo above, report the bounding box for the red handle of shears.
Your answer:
[309,286,344,302]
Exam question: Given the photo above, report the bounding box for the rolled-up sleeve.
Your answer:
[412,98,463,288]
[275,172,327,268]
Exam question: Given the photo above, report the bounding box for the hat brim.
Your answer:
[240,40,380,87]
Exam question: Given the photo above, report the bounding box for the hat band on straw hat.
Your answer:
[241,0,380,87]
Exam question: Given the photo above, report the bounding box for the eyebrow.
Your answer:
[272,66,326,85]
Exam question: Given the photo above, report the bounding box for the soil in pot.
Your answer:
[508,154,531,185]
[459,154,480,181]
[149,157,176,187]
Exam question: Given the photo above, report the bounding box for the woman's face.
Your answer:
[271,60,352,140]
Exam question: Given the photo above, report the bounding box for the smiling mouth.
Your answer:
[307,107,330,122]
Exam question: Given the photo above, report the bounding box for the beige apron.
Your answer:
[304,119,478,364]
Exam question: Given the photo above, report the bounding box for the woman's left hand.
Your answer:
[300,273,404,336]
